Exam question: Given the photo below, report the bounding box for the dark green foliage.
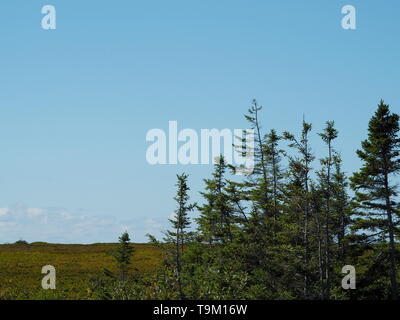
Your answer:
[147,173,196,299]
[282,119,315,298]
[197,156,235,244]
[113,232,134,281]
[350,100,400,300]
[14,239,29,246]
[146,99,400,301]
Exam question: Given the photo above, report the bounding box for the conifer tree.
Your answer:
[197,156,234,244]
[350,100,400,300]
[232,101,272,279]
[113,231,134,282]
[283,120,314,298]
[317,121,338,299]
[232,101,287,298]
[193,157,246,298]
[241,100,271,219]
[164,173,196,299]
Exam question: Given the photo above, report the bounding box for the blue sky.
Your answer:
[0,0,399,243]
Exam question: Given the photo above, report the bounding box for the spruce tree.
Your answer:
[164,173,196,299]
[197,156,234,244]
[283,120,314,298]
[232,101,271,279]
[193,157,246,298]
[317,121,338,299]
[113,231,134,282]
[350,100,400,300]
[241,100,271,218]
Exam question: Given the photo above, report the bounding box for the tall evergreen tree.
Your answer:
[283,120,314,298]
[350,100,400,300]
[164,173,196,299]
[232,101,288,298]
[233,101,274,291]
[317,121,338,299]
[197,156,234,244]
[241,100,271,219]
[191,157,247,298]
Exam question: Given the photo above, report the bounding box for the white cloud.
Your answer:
[26,208,46,217]
[0,205,166,244]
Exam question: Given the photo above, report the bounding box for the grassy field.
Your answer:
[0,242,162,300]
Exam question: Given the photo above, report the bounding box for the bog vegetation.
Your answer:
[1,100,399,300]
[0,242,161,299]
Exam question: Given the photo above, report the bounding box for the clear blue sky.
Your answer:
[0,0,399,243]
